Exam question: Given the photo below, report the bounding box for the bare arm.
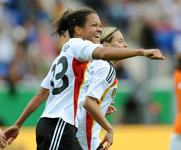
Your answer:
[4,87,49,145]
[14,87,49,128]
[92,47,165,60]
[0,127,6,148]
[83,96,113,150]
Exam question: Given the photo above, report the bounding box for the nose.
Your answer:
[97,25,102,33]
[124,42,128,48]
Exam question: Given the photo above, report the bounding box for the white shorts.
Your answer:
[170,133,181,150]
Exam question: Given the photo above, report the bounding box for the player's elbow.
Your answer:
[83,99,89,110]
[83,96,93,110]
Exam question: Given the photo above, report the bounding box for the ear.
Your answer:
[74,26,83,37]
[103,42,110,47]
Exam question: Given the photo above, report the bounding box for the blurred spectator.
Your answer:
[51,0,65,20]
[7,41,29,94]
[122,83,161,124]
[114,61,131,79]
[140,18,157,49]
[147,101,161,124]
[122,94,142,124]
[0,23,15,80]
[0,0,179,95]
[36,21,58,63]
[23,18,38,44]
[173,33,181,54]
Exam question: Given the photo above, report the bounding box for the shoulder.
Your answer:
[69,38,102,47]
[68,38,91,44]
[91,60,112,69]
[90,60,115,78]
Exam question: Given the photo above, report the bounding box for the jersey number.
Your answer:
[50,56,69,95]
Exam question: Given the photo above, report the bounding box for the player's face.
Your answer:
[109,31,127,48]
[80,13,102,44]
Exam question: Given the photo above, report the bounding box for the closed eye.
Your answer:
[119,38,124,43]
[92,24,97,26]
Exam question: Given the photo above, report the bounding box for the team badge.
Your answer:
[111,88,117,99]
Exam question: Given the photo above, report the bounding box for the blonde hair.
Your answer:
[100,27,118,44]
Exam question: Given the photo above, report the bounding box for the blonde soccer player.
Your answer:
[76,27,128,150]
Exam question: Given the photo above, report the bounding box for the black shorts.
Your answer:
[36,117,83,150]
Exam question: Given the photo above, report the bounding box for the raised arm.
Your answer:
[4,87,49,145]
[92,47,164,60]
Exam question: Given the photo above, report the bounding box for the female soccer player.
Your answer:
[3,8,164,150]
[76,27,128,150]
[170,53,181,150]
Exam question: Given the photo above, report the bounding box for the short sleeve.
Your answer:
[40,61,56,89]
[86,61,111,101]
[86,78,108,101]
[73,39,102,62]
[41,74,51,89]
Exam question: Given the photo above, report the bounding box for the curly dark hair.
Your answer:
[51,8,97,38]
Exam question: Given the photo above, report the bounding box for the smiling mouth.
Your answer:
[94,34,100,39]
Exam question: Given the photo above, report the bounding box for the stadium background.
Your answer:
[0,0,180,149]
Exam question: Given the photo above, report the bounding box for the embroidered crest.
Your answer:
[111,88,117,99]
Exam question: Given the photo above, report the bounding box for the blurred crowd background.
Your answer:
[0,0,180,126]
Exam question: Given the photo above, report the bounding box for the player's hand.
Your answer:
[4,125,20,145]
[105,102,116,116]
[99,129,113,150]
[143,49,165,60]
[0,128,7,149]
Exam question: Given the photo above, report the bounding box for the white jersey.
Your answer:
[40,38,101,128]
[76,60,118,150]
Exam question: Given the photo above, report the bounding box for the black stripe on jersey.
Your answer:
[106,61,116,83]
[107,71,116,83]
[49,118,66,150]
[106,62,113,79]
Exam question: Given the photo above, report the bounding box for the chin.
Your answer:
[93,39,100,44]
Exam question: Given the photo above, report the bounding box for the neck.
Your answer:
[110,60,117,66]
